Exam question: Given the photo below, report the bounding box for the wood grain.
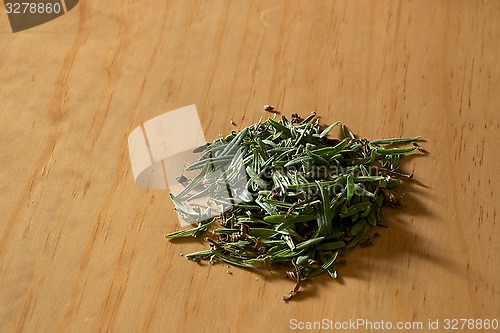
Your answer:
[1,1,499,332]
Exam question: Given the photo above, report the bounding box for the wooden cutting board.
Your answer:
[1,1,499,332]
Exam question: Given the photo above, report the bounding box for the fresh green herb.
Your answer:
[165,110,424,300]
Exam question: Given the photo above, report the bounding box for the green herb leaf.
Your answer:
[165,219,215,239]
[319,121,341,138]
[370,136,421,145]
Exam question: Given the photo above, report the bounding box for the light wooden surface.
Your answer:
[1,1,499,332]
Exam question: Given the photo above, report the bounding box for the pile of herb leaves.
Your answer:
[166,112,423,300]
